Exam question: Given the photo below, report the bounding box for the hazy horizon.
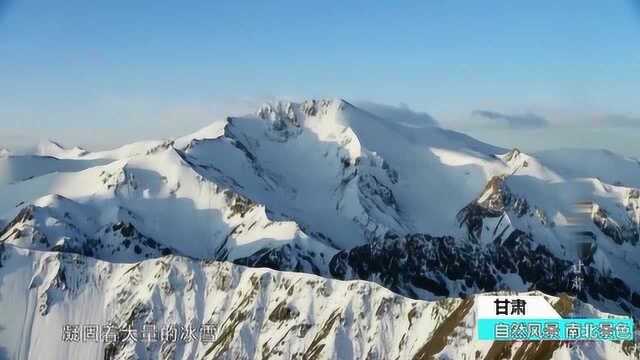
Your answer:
[1,1,639,156]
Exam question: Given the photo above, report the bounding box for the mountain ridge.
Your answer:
[1,98,639,359]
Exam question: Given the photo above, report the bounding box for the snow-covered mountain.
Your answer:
[36,139,176,161]
[0,245,637,360]
[36,140,90,159]
[1,99,639,359]
[0,154,109,187]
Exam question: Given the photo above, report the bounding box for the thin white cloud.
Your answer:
[355,101,439,127]
[471,110,549,129]
[592,114,640,128]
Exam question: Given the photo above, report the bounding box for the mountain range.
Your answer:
[1,99,639,359]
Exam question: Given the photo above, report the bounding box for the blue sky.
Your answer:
[1,1,639,153]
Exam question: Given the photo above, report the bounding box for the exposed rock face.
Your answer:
[0,195,177,261]
[328,174,640,317]
[591,194,639,246]
[3,246,637,360]
[233,242,329,275]
[456,175,531,242]
[0,246,469,359]
[0,199,175,262]
[3,100,640,359]
[258,101,304,141]
[329,230,640,314]
[0,204,94,256]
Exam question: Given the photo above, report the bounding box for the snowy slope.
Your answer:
[0,245,637,360]
[173,120,227,150]
[182,105,394,248]
[35,139,175,161]
[182,100,510,248]
[535,148,640,188]
[0,155,109,187]
[0,148,336,272]
[36,140,89,159]
[1,98,640,359]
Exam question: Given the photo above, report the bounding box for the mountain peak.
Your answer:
[36,139,88,159]
[257,99,338,118]
[2,97,640,360]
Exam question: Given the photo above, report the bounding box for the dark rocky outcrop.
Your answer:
[329,229,637,315]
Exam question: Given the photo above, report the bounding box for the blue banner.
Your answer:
[477,318,634,341]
